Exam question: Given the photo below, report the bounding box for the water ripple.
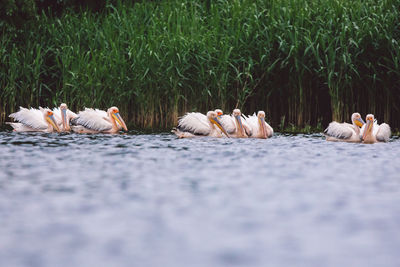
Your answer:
[0,131,399,267]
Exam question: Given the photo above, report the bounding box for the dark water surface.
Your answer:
[0,131,399,267]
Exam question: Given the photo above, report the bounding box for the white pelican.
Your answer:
[172,110,230,138]
[71,107,128,134]
[53,103,77,132]
[361,114,391,143]
[7,107,60,132]
[79,108,124,130]
[243,111,273,139]
[324,112,365,142]
[220,109,251,138]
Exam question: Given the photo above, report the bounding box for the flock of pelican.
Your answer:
[324,112,391,143]
[7,104,127,134]
[172,109,273,139]
[6,104,391,143]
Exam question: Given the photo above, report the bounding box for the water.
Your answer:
[0,131,399,267]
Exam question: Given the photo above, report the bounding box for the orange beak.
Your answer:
[362,119,373,140]
[112,112,128,131]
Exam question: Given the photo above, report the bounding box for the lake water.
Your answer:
[0,131,399,267]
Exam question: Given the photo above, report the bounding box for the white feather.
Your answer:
[9,107,47,130]
[219,115,236,134]
[324,122,356,140]
[376,123,391,142]
[93,109,108,118]
[6,122,39,132]
[73,108,112,132]
[177,112,211,135]
[244,113,259,133]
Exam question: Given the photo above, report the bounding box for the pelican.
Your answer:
[78,108,124,130]
[243,111,273,139]
[220,109,251,138]
[71,107,128,134]
[172,110,230,138]
[7,107,60,132]
[53,103,77,132]
[361,114,391,143]
[324,112,365,142]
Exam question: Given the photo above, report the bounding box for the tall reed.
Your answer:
[1,0,399,130]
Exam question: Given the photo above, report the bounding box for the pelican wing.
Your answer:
[9,107,47,130]
[265,121,274,137]
[220,115,237,134]
[67,109,78,120]
[93,109,108,119]
[177,112,210,135]
[376,123,391,142]
[241,115,253,136]
[324,122,354,139]
[73,108,112,131]
[6,122,37,132]
[244,114,259,136]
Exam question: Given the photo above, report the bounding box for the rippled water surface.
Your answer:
[0,131,399,267]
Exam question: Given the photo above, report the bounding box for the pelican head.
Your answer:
[257,111,268,139]
[215,109,223,118]
[60,103,69,131]
[43,109,60,132]
[207,111,229,137]
[232,109,241,117]
[233,109,245,137]
[362,114,374,141]
[107,107,128,131]
[351,112,365,127]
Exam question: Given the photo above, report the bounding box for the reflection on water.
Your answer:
[0,131,399,267]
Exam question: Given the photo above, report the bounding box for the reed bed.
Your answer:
[1,0,399,131]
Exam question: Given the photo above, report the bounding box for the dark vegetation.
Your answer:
[1,0,399,131]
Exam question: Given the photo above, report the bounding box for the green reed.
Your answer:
[1,0,399,130]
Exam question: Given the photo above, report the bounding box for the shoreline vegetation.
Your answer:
[1,0,399,132]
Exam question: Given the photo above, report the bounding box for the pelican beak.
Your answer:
[62,109,68,129]
[47,114,60,132]
[355,117,365,127]
[259,117,267,139]
[112,112,128,131]
[211,117,229,137]
[235,115,245,135]
[362,119,372,140]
